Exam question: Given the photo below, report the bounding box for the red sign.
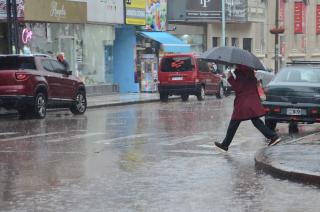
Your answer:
[316,5,320,34]
[294,2,305,34]
[279,0,285,27]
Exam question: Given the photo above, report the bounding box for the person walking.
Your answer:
[214,64,281,152]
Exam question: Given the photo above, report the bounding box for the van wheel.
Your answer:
[265,119,277,131]
[33,92,47,119]
[197,86,205,101]
[216,84,224,99]
[70,90,87,115]
[181,94,189,102]
[160,92,168,102]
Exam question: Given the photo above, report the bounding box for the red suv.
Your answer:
[158,54,224,102]
[0,55,87,119]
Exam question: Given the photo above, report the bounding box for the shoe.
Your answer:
[214,142,228,152]
[268,136,281,146]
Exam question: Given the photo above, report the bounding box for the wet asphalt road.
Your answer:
[0,96,319,212]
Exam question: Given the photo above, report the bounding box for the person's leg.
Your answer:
[221,119,241,147]
[251,117,278,139]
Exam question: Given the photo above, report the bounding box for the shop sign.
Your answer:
[294,2,305,34]
[225,0,247,21]
[126,0,146,26]
[186,0,222,21]
[146,0,167,31]
[87,0,124,24]
[0,0,24,20]
[24,0,86,23]
[279,0,285,26]
[316,5,320,34]
[21,27,32,44]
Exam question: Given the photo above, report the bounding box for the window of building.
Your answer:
[243,38,252,52]
[225,37,229,46]
[232,38,239,47]
[212,37,219,47]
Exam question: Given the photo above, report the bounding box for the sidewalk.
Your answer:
[255,133,320,186]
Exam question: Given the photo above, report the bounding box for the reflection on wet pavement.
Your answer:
[0,97,319,211]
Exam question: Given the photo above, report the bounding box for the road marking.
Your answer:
[0,132,64,142]
[0,132,18,136]
[94,133,153,144]
[46,132,108,143]
[167,150,220,155]
[161,135,210,146]
[0,150,85,155]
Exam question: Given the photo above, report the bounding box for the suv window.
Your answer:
[50,60,66,74]
[161,57,194,72]
[0,56,36,70]
[42,59,54,72]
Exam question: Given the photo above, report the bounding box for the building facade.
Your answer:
[266,0,320,70]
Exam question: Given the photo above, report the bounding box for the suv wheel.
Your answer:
[160,92,168,102]
[181,94,189,102]
[197,86,205,101]
[216,84,224,99]
[70,91,87,115]
[265,119,277,131]
[33,92,47,119]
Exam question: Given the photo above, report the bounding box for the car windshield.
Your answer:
[161,56,194,72]
[0,56,36,70]
[274,67,320,83]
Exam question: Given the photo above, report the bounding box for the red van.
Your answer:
[158,54,224,102]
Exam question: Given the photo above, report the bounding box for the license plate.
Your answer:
[287,108,303,116]
[172,77,183,81]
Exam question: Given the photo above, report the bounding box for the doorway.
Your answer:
[104,45,113,84]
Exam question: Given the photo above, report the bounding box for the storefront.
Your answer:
[136,31,191,92]
[23,0,117,88]
[0,0,24,54]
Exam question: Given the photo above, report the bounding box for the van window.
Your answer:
[197,59,209,73]
[161,57,194,72]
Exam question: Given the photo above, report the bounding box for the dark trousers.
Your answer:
[221,117,278,147]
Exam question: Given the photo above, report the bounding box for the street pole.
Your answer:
[12,0,19,54]
[275,0,279,73]
[6,0,12,54]
[221,0,225,47]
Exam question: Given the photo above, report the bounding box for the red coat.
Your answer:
[228,68,265,120]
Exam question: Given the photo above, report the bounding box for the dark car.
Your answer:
[158,54,224,102]
[263,64,320,131]
[0,55,87,119]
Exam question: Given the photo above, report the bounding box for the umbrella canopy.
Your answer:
[200,46,265,70]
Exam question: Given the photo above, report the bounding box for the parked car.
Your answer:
[158,54,224,102]
[263,64,320,132]
[0,55,87,119]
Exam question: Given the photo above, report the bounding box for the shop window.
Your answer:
[212,37,219,47]
[243,38,252,52]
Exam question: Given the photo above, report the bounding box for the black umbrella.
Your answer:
[200,46,265,70]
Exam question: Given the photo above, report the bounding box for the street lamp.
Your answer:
[221,0,225,47]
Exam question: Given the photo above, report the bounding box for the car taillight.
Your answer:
[15,72,29,81]
[311,108,318,114]
[264,107,270,112]
[273,107,281,113]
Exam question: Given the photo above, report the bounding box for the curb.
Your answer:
[255,147,320,186]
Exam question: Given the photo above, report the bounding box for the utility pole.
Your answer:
[6,0,19,54]
[6,0,12,54]
[221,0,225,47]
[274,0,279,73]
